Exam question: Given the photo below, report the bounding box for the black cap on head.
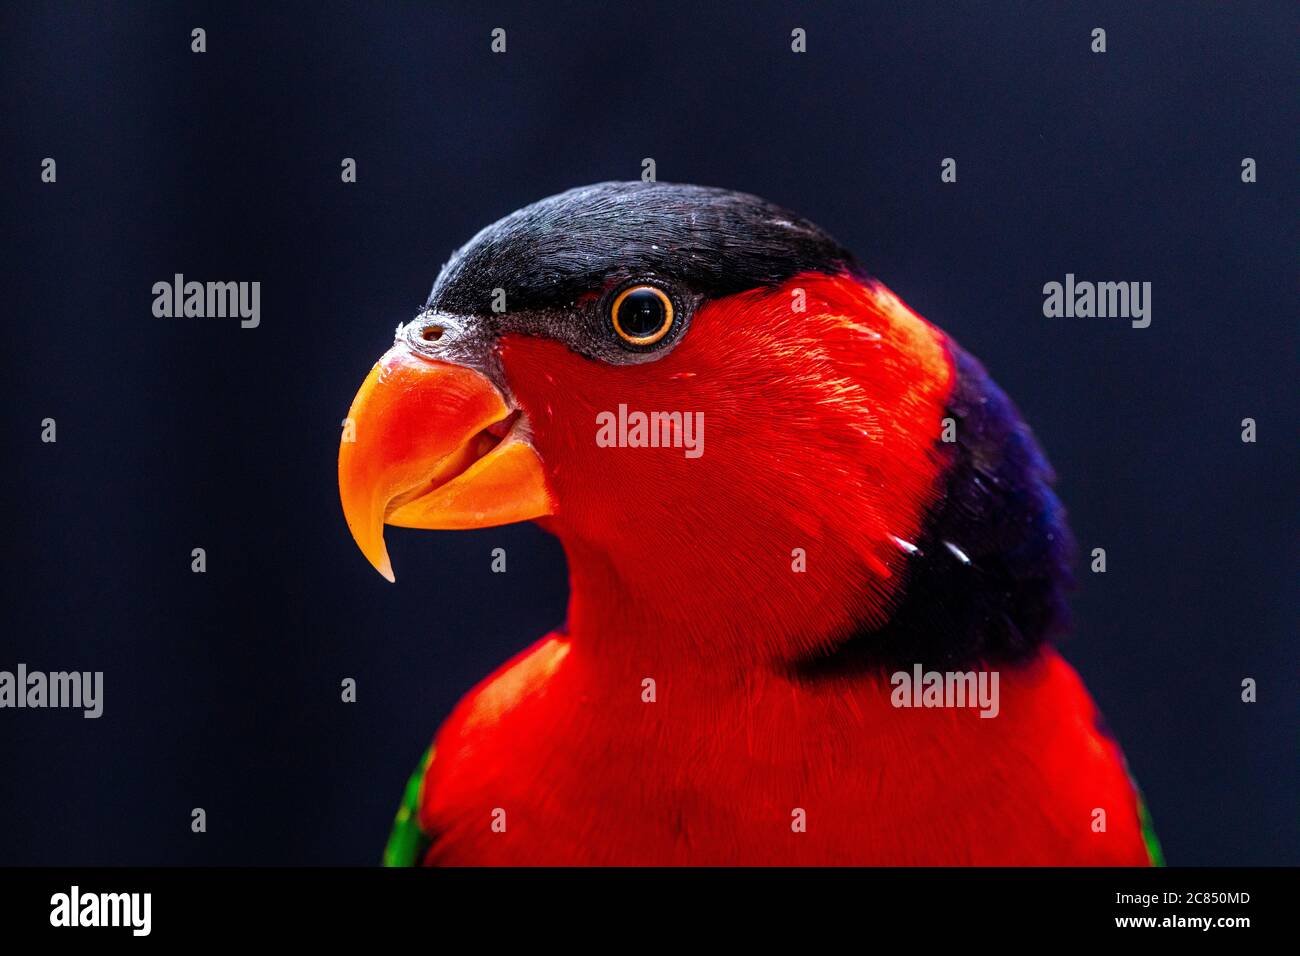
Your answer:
[427,181,858,316]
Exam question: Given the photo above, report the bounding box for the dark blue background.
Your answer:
[2,1,1296,865]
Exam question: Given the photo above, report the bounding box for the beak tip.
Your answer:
[361,538,396,583]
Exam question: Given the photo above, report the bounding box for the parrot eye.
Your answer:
[610,284,675,346]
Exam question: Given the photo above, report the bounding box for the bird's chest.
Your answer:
[418,661,900,864]
[416,647,1147,865]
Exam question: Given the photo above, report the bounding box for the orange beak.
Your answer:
[338,346,553,582]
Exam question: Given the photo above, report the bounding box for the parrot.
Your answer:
[337,181,1162,866]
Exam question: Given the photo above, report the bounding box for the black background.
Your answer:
[2,1,1296,865]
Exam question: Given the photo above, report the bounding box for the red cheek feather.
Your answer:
[496,272,954,667]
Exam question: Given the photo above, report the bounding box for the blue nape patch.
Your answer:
[793,342,1076,676]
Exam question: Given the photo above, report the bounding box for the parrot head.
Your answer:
[339,182,1071,671]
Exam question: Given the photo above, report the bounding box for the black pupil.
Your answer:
[618,289,667,337]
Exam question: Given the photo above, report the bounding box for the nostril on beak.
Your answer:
[421,325,445,342]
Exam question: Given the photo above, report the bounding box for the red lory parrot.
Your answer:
[338,182,1162,866]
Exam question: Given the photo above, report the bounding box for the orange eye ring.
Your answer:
[610,285,675,346]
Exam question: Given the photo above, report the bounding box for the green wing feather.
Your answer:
[382,746,434,867]
[1137,791,1165,867]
